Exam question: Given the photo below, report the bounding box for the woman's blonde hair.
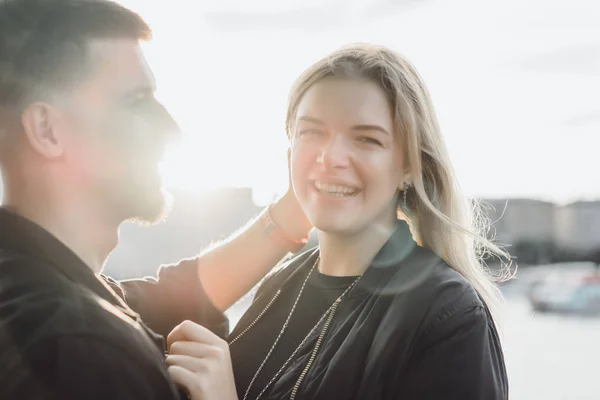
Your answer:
[285,43,512,317]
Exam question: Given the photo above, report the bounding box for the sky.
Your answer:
[1,0,598,205]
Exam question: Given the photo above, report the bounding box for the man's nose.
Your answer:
[153,101,182,143]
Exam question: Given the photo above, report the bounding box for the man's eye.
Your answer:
[126,89,156,106]
[129,96,160,113]
[130,94,150,105]
[299,129,322,136]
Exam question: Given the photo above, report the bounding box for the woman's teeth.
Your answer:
[314,181,357,196]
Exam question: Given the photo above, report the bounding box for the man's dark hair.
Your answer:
[0,0,152,109]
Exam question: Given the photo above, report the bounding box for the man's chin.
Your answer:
[126,187,173,226]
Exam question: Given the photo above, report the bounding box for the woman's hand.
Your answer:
[270,148,312,239]
[166,321,238,400]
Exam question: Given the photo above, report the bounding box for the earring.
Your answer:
[402,181,411,210]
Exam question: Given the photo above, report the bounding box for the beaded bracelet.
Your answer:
[261,205,309,253]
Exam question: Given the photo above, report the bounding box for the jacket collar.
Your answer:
[279,220,439,298]
[0,207,139,320]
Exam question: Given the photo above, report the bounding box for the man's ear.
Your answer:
[21,102,65,159]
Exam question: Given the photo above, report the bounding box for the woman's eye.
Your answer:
[358,136,383,146]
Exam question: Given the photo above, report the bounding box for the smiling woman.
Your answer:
[291,77,401,236]
[177,42,509,400]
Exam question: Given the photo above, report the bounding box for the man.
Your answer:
[0,0,310,398]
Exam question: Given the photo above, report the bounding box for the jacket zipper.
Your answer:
[289,297,341,400]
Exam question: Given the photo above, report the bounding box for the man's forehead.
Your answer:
[85,38,155,93]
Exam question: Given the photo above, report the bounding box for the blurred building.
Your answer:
[485,198,555,246]
[105,186,319,280]
[485,198,600,264]
[105,187,263,279]
[4,179,598,276]
[554,201,600,252]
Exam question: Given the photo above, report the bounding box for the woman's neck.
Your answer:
[317,221,397,277]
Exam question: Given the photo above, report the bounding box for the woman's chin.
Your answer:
[311,219,357,237]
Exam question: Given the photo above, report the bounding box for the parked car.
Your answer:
[529,275,600,316]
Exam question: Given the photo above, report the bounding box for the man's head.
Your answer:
[0,0,180,224]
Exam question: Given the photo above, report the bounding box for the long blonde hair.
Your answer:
[285,43,511,318]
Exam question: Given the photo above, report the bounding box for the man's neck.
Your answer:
[317,220,397,277]
[3,190,119,274]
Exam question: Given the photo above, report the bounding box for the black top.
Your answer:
[0,207,225,400]
[227,221,509,399]
[231,265,359,399]
[0,205,508,399]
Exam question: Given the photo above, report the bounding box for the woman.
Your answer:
[166,43,510,400]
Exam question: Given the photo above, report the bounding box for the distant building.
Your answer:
[555,201,600,252]
[105,187,262,279]
[484,198,600,263]
[484,198,555,245]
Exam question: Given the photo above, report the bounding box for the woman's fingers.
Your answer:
[169,341,217,358]
[165,321,237,400]
[167,320,225,351]
[166,354,208,373]
[167,365,203,399]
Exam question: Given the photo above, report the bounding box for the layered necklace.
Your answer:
[228,256,363,400]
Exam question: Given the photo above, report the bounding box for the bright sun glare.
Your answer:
[129,0,600,205]
[140,35,292,203]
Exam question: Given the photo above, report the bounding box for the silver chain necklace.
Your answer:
[239,257,363,400]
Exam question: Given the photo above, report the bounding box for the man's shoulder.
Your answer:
[0,250,154,352]
[4,330,180,400]
[0,252,181,399]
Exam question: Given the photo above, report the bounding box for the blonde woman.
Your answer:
[163,43,510,400]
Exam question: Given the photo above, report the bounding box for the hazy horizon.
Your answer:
[1,0,597,205]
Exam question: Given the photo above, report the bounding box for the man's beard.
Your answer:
[114,175,173,226]
[128,186,173,226]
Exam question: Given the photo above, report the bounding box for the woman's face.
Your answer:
[290,77,407,236]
